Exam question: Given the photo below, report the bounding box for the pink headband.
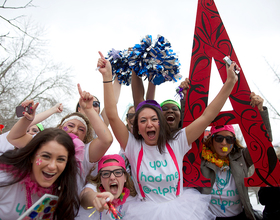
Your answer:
[210,125,235,135]
[98,154,126,172]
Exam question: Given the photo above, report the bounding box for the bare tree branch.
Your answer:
[1,0,34,9]
[253,82,280,119]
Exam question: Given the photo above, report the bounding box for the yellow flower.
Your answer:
[216,160,223,167]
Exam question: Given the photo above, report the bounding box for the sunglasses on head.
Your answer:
[92,101,100,108]
[213,134,236,144]
[126,113,135,119]
[100,169,124,178]
[162,106,180,111]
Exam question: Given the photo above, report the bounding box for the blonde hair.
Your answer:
[57,112,94,144]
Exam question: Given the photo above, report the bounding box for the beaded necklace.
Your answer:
[202,144,229,168]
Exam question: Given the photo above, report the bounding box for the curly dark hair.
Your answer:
[0,128,80,220]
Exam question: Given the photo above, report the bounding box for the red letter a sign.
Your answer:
[183,0,280,187]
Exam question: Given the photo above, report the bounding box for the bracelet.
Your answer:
[103,80,113,83]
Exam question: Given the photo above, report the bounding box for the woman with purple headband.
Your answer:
[98,51,239,219]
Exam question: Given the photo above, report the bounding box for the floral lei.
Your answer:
[99,186,130,207]
[202,144,229,168]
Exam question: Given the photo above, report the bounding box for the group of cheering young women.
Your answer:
[0,52,276,220]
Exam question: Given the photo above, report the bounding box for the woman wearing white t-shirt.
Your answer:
[7,84,113,194]
[79,154,137,219]
[97,52,239,219]
[0,128,80,219]
[199,93,272,220]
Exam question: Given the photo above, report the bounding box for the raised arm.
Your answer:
[185,59,239,145]
[98,51,129,150]
[250,92,273,141]
[131,70,156,110]
[30,102,63,127]
[179,77,190,128]
[100,80,122,127]
[131,70,145,109]
[7,100,39,147]
[77,84,113,162]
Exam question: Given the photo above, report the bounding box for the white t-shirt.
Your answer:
[209,168,243,217]
[76,183,136,220]
[92,114,105,139]
[0,171,41,220]
[0,131,15,156]
[77,142,98,194]
[125,128,190,203]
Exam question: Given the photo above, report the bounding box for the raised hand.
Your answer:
[97,51,112,81]
[21,100,39,121]
[52,103,63,113]
[225,56,239,84]
[179,77,191,98]
[250,92,264,111]
[77,83,94,111]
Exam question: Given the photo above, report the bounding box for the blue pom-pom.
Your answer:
[128,35,181,85]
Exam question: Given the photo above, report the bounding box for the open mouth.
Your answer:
[110,183,119,195]
[166,115,175,123]
[147,131,156,139]
[43,171,56,179]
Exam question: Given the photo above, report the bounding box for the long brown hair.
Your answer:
[0,128,80,220]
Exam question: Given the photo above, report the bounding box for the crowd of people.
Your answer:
[0,53,278,220]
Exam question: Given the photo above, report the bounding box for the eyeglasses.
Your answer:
[126,113,135,119]
[92,101,100,108]
[162,106,180,111]
[100,169,124,178]
[213,135,236,144]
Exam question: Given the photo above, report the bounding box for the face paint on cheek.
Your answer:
[63,126,68,131]
[36,158,42,165]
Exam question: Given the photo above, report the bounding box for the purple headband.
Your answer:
[135,100,162,112]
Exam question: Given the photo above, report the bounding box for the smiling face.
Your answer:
[61,119,86,142]
[211,130,235,159]
[162,103,181,131]
[100,165,126,199]
[138,108,160,146]
[31,140,68,188]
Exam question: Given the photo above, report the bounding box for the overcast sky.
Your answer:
[2,0,280,153]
